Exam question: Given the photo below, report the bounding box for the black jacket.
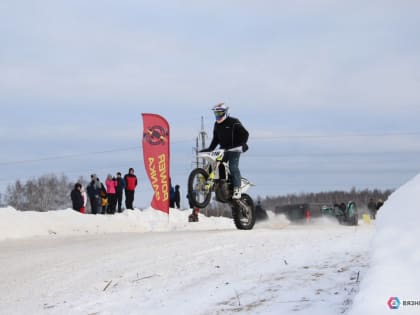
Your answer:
[71,189,84,211]
[208,116,249,151]
[116,177,126,193]
[86,180,99,198]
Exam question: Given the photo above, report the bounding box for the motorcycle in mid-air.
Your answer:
[187,149,256,230]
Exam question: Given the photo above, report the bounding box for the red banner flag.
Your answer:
[142,113,170,213]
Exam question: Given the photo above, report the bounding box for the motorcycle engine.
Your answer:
[215,180,232,203]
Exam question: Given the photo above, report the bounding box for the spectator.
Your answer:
[70,183,84,213]
[124,168,137,210]
[98,178,107,214]
[368,198,376,219]
[174,185,181,209]
[170,182,175,208]
[80,185,87,214]
[187,191,199,222]
[115,172,125,212]
[189,208,199,222]
[87,174,100,214]
[105,174,117,214]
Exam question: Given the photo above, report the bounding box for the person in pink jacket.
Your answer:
[105,174,117,214]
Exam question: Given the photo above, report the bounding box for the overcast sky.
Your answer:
[1,1,420,207]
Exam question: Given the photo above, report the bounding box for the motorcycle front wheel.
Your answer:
[187,168,212,209]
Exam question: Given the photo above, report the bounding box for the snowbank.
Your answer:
[0,207,235,240]
[2,170,419,314]
[349,174,420,314]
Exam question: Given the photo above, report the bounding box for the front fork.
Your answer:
[204,160,221,190]
[204,171,215,190]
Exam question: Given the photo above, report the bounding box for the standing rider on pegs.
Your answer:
[200,103,249,199]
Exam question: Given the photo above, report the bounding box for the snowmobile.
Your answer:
[321,202,359,226]
[187,149,256,230]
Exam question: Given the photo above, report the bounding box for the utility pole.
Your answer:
[200,116,207,150]
[195,136,199,168]
[190,116,209,216]
[193,116,207,168]
[199,116,207,167]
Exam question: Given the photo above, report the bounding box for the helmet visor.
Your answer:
[213,110,225,120]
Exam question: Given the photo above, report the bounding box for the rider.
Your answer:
[200,103,249,199]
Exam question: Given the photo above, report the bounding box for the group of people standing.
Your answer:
[71,168,138,214]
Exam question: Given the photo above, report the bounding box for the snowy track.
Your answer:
[0,222,374,315]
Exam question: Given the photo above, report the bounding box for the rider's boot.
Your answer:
[232,187,241,199]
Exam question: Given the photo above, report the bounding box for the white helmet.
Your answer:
[212,102,229,112]
[212,103,229,122]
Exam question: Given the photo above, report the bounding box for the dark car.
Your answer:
[255,201,269,222]
[275,202,358,225]
[274,203,319,222]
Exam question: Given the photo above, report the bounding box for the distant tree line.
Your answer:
[202,201,232,218]
[201,187,393,217]
[2,172,394,214]
[4,174,86,211]
[259,187,393,211]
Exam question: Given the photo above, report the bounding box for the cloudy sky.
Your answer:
[1,0,420,207]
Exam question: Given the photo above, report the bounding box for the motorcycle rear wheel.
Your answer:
[231,193,256,230]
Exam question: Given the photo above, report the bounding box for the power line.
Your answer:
[0,131,419,166]
[0,147,139,166]
[252,132,420,140]
[246,151,420,158]
[0,139,193,166]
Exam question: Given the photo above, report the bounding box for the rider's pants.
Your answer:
[224,151,241,189]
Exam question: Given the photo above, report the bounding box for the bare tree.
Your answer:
[5,174,75,211]
[6,180,27,210]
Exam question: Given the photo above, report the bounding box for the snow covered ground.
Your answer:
[0,174,419,314]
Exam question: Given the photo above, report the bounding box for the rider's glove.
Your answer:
[242,143,249,152]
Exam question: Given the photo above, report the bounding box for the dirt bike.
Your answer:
[187,149,256,230]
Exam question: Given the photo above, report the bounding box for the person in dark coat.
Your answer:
[86,174,100,214]
[200,103,249,200]
[70,183,84,212]
[115,172,125,212]
[124,168,137,210]
[368,198,376,219]
[169,180,175,208]
[174,185,181,209]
